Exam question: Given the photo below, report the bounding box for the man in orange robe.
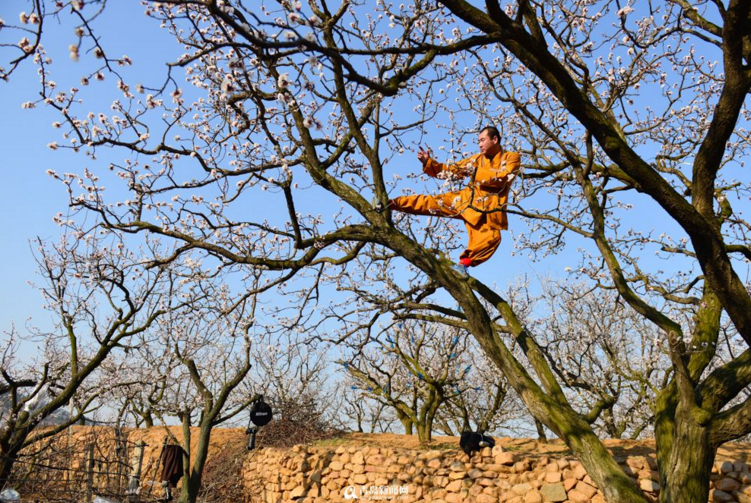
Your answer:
[378,126,520,274]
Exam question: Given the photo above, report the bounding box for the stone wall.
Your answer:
[242,443,751,503]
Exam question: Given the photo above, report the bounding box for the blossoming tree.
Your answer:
[3,1,751,502]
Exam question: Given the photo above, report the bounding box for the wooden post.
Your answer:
[85,443,95,503]
[126,441,146,503]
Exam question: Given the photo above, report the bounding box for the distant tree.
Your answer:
[0,235,167,488]
[130,272,257,503]
[530,279,671,439]
[340,320,511,443]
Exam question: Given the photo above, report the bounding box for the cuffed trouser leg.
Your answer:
[459,219,501,267]
[391,194,501,267]
[390,193,463,218]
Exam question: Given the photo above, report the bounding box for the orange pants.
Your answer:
[390,194,501,267]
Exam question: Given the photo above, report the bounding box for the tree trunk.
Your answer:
[656,388,715,503]
[398,415,414,435]
[559,421,646,503]
[0,435,25,491]
[177,418,215,503]
[534,418,548,443]
[659,423,714,503]
[0,453,16,491]
[416,422,431,444]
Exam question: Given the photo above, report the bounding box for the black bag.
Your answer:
[460,431,495,457]
[249,398,273,427]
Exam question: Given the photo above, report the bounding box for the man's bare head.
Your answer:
[478,126,501,158]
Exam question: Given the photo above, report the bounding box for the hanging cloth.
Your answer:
[159,445,185,488]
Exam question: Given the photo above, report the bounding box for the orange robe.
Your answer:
[391,150,521,267]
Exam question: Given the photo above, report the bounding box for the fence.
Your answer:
[2,427,176,503]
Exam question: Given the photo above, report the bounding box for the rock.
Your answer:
[353,474,367,484]
[524,489,543,503]
[514,461,531,473]
[444,494,462,503]
[448,471,465,480]
[479,463,503,472]
[428,488,447,499]
[496,480,512,490]
[366,454,384,466]
[446,480,463,492]
[737,492,751,503]
[639,479,660,493]
[450,461,465,472]
[556,459,570,470]
[545,463,560,473]
[492,445,506,456]
[719,461,735,474]
[626,456,646,471]
[563,477,578,492]
[352,451,364,465]
[539,483,567,502]
[572,464,588,480]
[568,489,590,502]
[476,494,498,503]
[329,461,343,471]
[468,469,484,479]
[511,483,533,495]
[433,476,450,487]
[711,489,735,502]
[482,487,499,498]
[290,486,305,498]
[428,458,442,469]
[497,452,517,465]
[736,462,750,473]
[308,484,320,498]
[575,481,598,499]
[544,472,562,483]
[469,483,485,496]
[716,477,741,493]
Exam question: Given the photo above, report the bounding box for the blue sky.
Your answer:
[0,1,178,335]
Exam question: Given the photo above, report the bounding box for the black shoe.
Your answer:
[375,201,390,213]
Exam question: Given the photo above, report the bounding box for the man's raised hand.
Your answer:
[417,146,430,165]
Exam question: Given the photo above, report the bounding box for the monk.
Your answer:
[377,126,520,275]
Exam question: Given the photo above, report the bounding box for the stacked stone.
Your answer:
[710,460,751,503]
[242,443,751,503]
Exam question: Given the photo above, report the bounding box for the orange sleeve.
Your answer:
[422,154,478,179]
